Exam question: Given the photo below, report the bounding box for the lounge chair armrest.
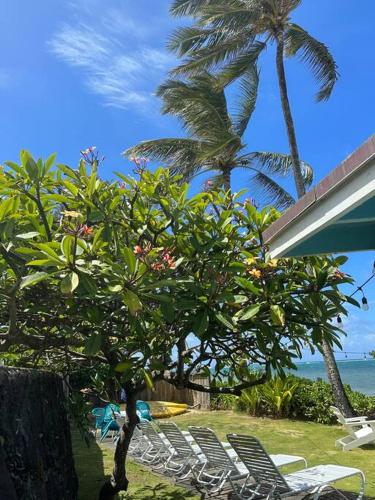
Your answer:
[230,472,249,482]
[344,420,368,427]
[345,417,368,423]
[345,419,375,427]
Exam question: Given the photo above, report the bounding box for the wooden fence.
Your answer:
[136,374,210,410]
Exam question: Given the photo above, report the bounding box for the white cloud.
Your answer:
[48,1,175,111]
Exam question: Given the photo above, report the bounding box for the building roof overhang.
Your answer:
[263,135,375,257]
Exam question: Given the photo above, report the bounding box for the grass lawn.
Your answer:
[73,411,375,499]
[72,429,198,499]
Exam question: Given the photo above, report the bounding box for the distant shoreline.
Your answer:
[289,359,375,396]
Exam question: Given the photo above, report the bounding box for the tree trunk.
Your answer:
[321,339,355,417]
[275,33,306,199]
[98,389,138,500]
[275,31,355,416]
[222,167,231,192]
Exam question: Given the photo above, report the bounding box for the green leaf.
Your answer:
[161,301,175,323]
[84,333,102,356]
[335,255,348,266]
[240,304,261,321]
[142,369,154,390]
[61,235,75,263]
[58,163,79,180]
[16,232,40,240]
[115,360,133,373]
[61,272,79,294]
[123,288,142,315]
[4,161,24,176]
[62,180,79,196]
[21,150,38,180]
[79,273,97,295]
[109,284,123,293]
[270,305,285,327]
[122,247,136,274]
[0,198,15,221]
[192,311,209,336]
[234,277,261,295]
[176,298,200,310]
[215,312,235,331]
[27,259,59,267]
[44,153,57,172]
[20,272,49,289]
[36,243,64,264]
[317,270,328,289]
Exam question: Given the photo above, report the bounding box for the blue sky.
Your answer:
[1,0,375,360]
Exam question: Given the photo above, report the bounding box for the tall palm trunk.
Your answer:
[275,33,306,199]
[321,339,354,416]
[222,167,231,192]
[275,31,354,417]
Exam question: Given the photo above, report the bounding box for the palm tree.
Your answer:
[126,70,312,207]
[168,0,338,199]
[168,0,353,416]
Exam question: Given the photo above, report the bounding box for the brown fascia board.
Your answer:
[263,134,375,244]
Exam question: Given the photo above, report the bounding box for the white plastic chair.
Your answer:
[227,433,365,500]
[330,406,375,451]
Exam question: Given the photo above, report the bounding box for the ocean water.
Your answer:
[290,359,375,396]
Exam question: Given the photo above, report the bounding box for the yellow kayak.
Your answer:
[149,401,188,418]
[157,401,188,409]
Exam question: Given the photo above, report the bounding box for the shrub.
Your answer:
[211,393,238,411]
[288,377,375,424]
[211,374,375,424]
[289,377,335,424]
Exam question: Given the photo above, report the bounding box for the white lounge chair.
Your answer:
[227,433,365,500]
[188,427,307,497]
[128,425,149,457]
[158,422,205,479]
[137,421,172,466]
[330,406,375,451]
[330,406,369,426]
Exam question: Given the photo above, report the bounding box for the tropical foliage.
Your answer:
[126,71,312,208]
[0,150,356,497]
[168,0,338,197]
[213,375,375,423]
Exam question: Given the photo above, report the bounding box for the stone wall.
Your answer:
[0,367,78,500]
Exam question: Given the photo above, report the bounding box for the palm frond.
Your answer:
[168,26,231,56]
[125,138,202,176]
[170,0,251,19]
[233,64,260,137]
[157,75,233,141]
[198,3,259,30]
[246,151,313,186]
[217,41,265,88]
[250,171,296,209]
[285,23,339,101]
[171,32,253,77]
[170,0,215,17]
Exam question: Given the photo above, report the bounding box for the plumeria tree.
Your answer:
[0,150,356,499]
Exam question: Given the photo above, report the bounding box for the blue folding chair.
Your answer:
[92,407,105,438]
[136,400,153,421]
[100,403,121,442]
